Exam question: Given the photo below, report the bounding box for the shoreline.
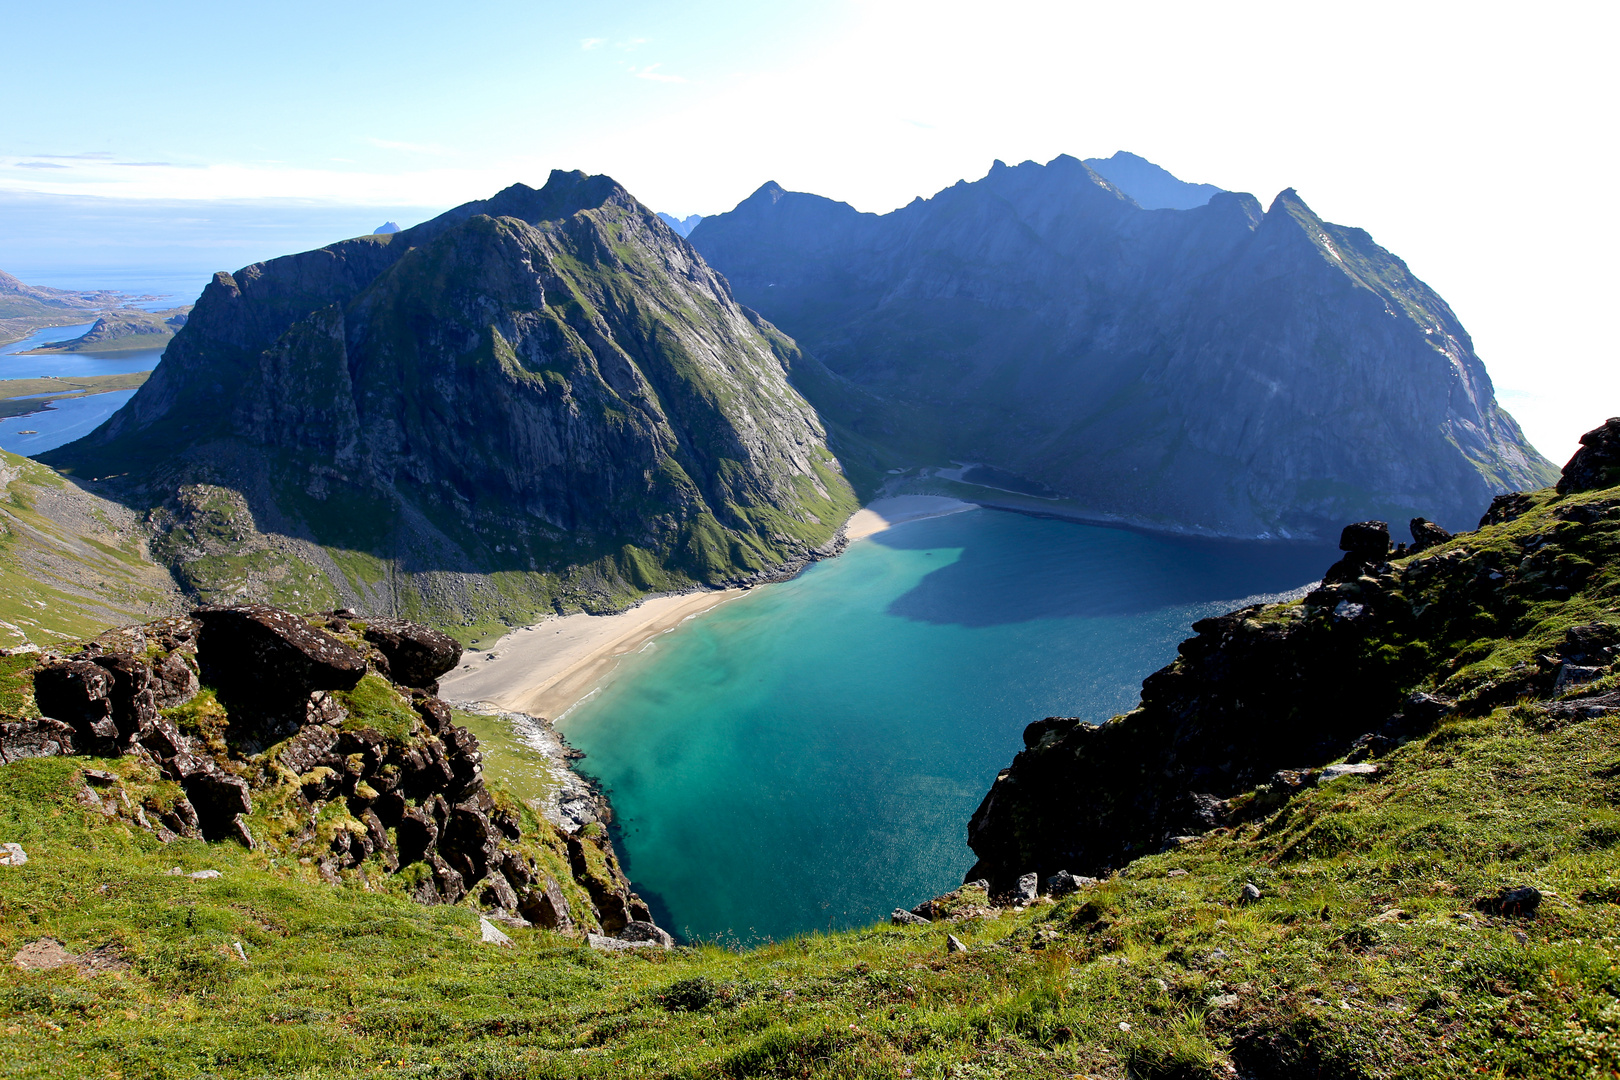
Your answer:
[438,589,748,721]
[436,491,1325,729]
[436,495,980,722]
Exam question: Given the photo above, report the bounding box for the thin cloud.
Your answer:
[35,152,114,160]
[615,37,648,50]
[15,162,70,169]
[581,37,605,50]
[112,161,183,168]
[633,64,686,83]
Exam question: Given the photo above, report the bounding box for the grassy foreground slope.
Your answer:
[2,476,1619,1077]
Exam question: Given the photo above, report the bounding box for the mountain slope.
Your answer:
[43,171,855,640]
[689,155,1554,538]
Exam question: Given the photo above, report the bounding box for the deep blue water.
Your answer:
[558,508,1335,943]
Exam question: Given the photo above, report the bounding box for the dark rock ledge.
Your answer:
[951,416,1620,897]
[0,604,668,947]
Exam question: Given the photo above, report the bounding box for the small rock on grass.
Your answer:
[617,921,674,948]
[587,933,662,952]
[892,908,931,926]
[1476,885,1541,918]
[946,934,968,954]
[0,843,27,866]
[12,939,73,971]
[189,869,221,880]
[479,917,513,946]
[1240,882,1262,904]
[1012,872,1039,903]
[1320,763,1378,782]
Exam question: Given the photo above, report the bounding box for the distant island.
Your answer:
[0,267,164,347]
[23,307,190,355]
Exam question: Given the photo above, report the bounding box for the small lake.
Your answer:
[558,508,1334,944]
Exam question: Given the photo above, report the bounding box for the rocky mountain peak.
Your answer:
[45,172,855,626]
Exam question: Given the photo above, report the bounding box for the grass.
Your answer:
[3,676,1619,1076]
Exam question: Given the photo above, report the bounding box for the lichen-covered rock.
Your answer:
[0,718,77,763]
[362,619,461,689]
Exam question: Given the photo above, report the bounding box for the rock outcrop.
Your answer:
[690,154,1555,537]
[963,429,1620,891]
[43,170,856,629]
[1557,417,1620,495]
[0,604,665,939]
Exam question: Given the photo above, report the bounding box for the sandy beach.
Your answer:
[439,496,977,721]
[438,589,746,720]
[843,494,978,540]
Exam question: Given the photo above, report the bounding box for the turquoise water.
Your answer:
[558,508,1335,943]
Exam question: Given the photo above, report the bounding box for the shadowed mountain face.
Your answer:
[44,171,855,632]
[689,154,1555,538]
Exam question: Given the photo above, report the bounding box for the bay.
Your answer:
[558,507,1335,944]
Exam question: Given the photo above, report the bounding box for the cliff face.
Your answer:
[690,155,1554,537]
[44,171,855,633]
[963,421,1620,891]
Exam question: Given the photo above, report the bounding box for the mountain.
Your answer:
[1082,150,1223,210]
[657,212,703,237]
[373,221,402,234]
[43,170,855,638]
[688,154,1555,538]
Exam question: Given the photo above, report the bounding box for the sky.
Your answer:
[1,0,1615,460]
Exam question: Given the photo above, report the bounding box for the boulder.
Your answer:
[193,605,366,744]
[946,934,968,954]
[1557,417,1620,494]
[479,916,513,946]
[0,717,76,763]
[617,921,675,948]
[1046,871,1098,898]
[362,619,462,689]
[149,650,200,709]
[891,908,931,926]
[1408,517,1453,553]
[33,661,117,748]
[587,933,662,952]
[1011,872,1039,904]
[518,877,574,931]
[1323,521,1390,583]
